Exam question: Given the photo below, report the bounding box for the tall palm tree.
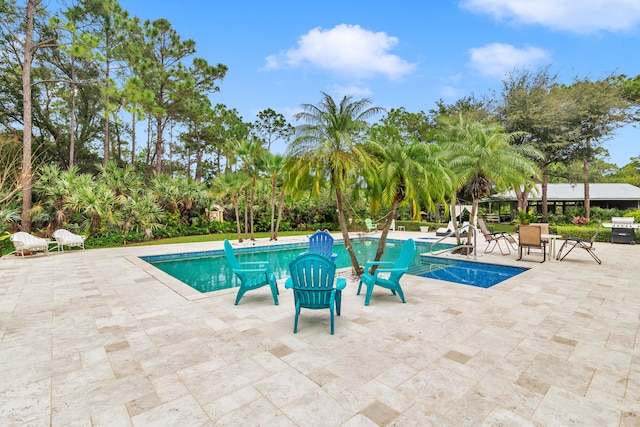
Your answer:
[440,115,541,247]
[366,125,453,263]
[232,138,266,240]
[263,152,285,240]
[212,171,248,242]
[289,92,384,274]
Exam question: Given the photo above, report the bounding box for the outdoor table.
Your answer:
[541,233,563,259]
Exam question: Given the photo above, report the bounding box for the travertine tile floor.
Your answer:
[1,231,639,426]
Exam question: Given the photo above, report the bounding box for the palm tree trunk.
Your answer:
[90,212,100,237]
[335,187,362,275]
[249,176,256,240]
[583,158,591,221]
[269,175,277,240]
[371,199,400,272]
[515,187,528,212]
[450,198,461,246]
[274,186,286,240]
[243,188,248,239]
[541,164,548,216]
[465,198,480,251]
[233,193,242,242]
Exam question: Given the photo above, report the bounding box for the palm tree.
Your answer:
[232,138,266,240]
[66,180,121,236]
[366,125,453,263]
[151,174,209,226]
[0,207,20,234]
[98,161,144,199]
[32,164,80,234]
[212,171,248,242]
[263,152,285,240]
[272,156,310,240]
[289,92,384,274]
[440,115,541,247]
[121,192,165,240]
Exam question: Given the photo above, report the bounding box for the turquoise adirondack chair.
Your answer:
[284,253,347,334]
[308,230,338,262]
[224,240,279,305]
[357,238,416,306]
[364,218,377,232]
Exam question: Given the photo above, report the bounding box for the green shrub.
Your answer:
[623,210,640,223]
[552,224,637,243]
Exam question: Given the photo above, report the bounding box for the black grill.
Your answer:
[612,227,635,244]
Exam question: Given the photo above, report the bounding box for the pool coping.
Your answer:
[126,255,232,301]
[129,238,495,299]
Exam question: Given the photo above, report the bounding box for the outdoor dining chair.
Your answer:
[517,225,546,263]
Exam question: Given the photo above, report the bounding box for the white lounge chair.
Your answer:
[435,221,454,236]
[10,232,51,256]
[52,229,86,252]
[436,221,469,237]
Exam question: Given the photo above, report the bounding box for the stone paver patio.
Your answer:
[1,231,639,426]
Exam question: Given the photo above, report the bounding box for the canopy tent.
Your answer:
[453,205,472,220]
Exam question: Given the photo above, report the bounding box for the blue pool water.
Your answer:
[142,239,450,293]
[141,238,527,293]
[415,256,528,288]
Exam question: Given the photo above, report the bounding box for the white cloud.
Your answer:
[460,0,640,34]
[264,24,415,80]
[440,85,463,99]
[330,84,373,98]
[468,43,550,77]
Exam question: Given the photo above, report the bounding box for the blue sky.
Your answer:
[120,0,640,166]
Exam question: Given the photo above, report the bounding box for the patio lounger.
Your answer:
[556,221,602,264]
[435,221,454,236]
[477,218,517,255]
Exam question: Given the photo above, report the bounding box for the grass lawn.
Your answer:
[128,231,312,246]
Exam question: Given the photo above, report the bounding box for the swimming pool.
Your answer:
[415,255,528,288]
[141,238,528,293]
[141,238,452,293]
